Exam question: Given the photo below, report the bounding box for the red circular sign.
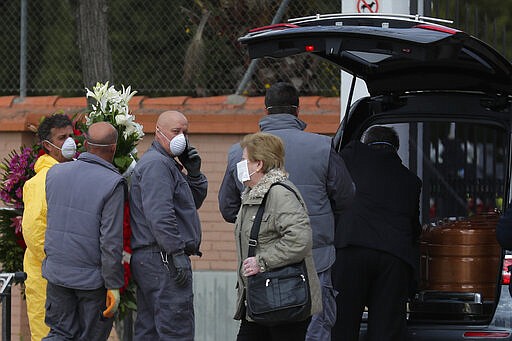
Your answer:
[357,0,379,13]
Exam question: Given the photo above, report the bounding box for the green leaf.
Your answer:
[0,209,25,272]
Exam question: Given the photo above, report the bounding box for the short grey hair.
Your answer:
[361,126,399,150]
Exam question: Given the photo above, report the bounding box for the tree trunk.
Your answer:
[72,0,113,103]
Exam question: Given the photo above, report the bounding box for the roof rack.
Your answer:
[288,13,453,25]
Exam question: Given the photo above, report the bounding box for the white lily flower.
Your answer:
[133,122,145,138]
[85,115,93,126]
[121,85,137,103]
[85,88,96,100]
[115,114,132,127]
[83,82,144,174]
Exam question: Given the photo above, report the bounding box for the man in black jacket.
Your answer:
[332,126,422,341]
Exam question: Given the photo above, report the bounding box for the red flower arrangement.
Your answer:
[118,201,137,316]
[122,201,132,293]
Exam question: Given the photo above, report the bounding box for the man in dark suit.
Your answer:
[332,126,422,341]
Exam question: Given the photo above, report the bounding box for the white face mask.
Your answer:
[236,159,257,184]
[170,133,187,156]
[157,128,187,156]
[45,137,76,159]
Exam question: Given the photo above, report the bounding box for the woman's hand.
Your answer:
[242,257,260,277]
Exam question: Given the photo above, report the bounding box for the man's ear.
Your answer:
[41,140,52,153]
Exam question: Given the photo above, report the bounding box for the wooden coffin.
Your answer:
[419,212,501,301]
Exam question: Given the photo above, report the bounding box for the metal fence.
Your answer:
[0,1,510,98]
[0,0,341,98]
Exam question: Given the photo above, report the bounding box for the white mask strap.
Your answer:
[86,140,116,147]
[156,127,171,142]
[44,139,61,151]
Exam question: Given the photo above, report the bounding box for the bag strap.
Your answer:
[248,182,301,257]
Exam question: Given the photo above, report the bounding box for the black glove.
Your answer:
[184,241,202,257]
[178,146,202,177]
[171,251,190,287]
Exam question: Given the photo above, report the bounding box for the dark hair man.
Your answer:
[22,113,74,341]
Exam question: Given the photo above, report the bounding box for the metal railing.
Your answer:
[0,272,26,341]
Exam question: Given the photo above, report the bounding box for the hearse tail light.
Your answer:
[248,23,299,33]
[502,255,512,285]
[414,24,460,34]
[462,331,511,338]
[305,45,315,52]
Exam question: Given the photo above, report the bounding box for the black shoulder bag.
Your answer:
[245,182,311,326]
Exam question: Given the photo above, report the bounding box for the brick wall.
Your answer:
[192,133,243,271]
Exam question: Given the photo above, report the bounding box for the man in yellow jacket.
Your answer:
[22,114,75,341]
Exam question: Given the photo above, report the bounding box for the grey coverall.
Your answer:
[43,152,126,341]
[129,141,207,341]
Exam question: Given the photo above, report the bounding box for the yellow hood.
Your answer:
[33,154,58,173]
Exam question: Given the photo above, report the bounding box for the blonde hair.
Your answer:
[240,132,284,173]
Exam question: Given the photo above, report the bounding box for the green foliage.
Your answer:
[0,144,40,273]
[0,209,25,273]
[117,279,137,320]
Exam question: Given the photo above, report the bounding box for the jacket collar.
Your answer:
[150,140,182,168]
[151,140,168,156]
[259,114,307,132]
[242,168,288,203]
[77,152,120,174]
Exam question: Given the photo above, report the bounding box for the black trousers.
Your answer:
[43,282,113,341]
[332,246,409,341]
[236,317,310,341]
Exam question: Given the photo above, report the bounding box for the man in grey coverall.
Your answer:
[129,110,207,340]
[43,122,125,340]
[219,82,355,340]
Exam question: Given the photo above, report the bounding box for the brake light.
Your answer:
[463,331,511,338]
[415,24,459,34]
[502,256,512,285]
[305,45,315,52]
[248,23,299,33]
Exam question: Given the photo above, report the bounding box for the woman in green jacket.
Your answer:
[233,132,321,341]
